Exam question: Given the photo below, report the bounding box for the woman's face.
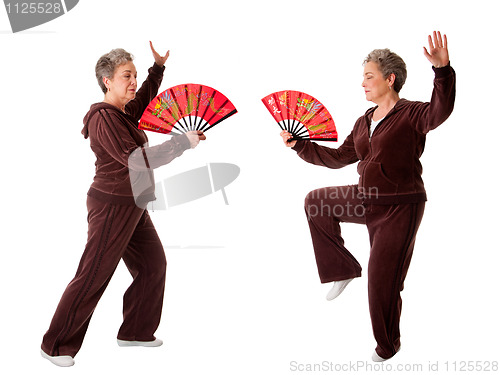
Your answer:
[105,61,138,106]
[362,61,392,103]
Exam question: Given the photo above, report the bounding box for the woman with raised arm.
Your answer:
[41,42,205,367]
[281,31,455,361]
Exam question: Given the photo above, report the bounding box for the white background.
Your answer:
[1,0,499,374]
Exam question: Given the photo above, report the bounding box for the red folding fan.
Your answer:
[139,84,237,135]
[262,90,337,141]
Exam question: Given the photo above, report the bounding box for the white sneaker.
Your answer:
[117,339,163,347]
[372,346,400,362]
[326,278,354,300]
[41,349,75,367]
[372,351,387,362]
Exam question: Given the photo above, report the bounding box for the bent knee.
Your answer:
[304,188,328,220]
[304,188,326,208]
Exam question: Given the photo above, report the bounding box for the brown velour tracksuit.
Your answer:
[41,63,191,358]
[293,64,456,360]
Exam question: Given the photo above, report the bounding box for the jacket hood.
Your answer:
[82,102,121,139]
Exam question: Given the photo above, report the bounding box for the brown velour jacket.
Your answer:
[81,63,190,206]
[292,64,456,204]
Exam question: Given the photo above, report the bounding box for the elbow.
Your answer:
[128,147,150,172]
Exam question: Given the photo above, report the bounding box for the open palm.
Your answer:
[150,41,170,67]
[423,31,449,68]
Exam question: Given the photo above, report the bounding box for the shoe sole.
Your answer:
[40,349,75,367]
[117,339,163,347]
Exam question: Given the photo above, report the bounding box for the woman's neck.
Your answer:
[373,93,400,121]
[103,95,126,112]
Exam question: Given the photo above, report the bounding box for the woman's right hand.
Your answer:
[186,131,206,148]
[280,130,297,148]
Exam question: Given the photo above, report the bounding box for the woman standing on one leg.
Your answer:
[281,31,455,361]
[41,42,206,367]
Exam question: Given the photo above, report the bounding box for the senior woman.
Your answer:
[281,31,455,361]
[41,43,205,367]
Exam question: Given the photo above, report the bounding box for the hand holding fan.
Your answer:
[139,84,237,135]
[262,90,337,141]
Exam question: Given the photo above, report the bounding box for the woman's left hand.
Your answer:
[150,41,170,66]
[423,31,449,68]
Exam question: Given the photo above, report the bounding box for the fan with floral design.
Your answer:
[139,84,237,135]
[262,90,337,141]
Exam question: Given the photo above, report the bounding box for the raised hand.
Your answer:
[150,41,170,67]
[423,31,449,68]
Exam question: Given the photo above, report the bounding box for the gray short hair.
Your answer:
[364,49,407,93]
[95,48,134,94]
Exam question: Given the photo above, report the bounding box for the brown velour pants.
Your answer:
[304,185,425,360]
[41,195,166,358]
